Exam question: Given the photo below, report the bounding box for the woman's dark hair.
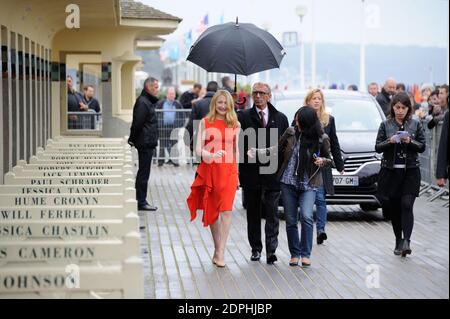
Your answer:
[389,92,413,121]
[295,107,323,179]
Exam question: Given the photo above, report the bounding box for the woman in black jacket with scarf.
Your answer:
[375,92,426,257]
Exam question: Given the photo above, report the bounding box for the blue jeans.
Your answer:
[315,186,327,234]
[281,183,316,259]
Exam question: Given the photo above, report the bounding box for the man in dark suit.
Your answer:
[128,77,159,211]
[238,82,289,264]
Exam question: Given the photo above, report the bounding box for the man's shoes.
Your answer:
[394,239,402,256]
[250,251,261,261]
[266,254,278,265]
[317,232,328,245]
[168,160,179,167]
[138,204,158,211]
[157,161,164,167]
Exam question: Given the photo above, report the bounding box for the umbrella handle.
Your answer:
[234,74,237,92]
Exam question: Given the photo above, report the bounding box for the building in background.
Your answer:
[0,0,181,182]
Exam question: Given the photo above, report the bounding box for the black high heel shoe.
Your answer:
[394,239,402,256]
[400,239,412,257]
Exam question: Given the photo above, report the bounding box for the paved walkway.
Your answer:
[138,165,449,299]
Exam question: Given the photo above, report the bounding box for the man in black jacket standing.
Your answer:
[238,82,289,264]
[179,83,203,109]
[376,78,397,116]
[128,77,160,211]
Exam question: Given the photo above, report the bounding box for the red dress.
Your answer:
[187,118,239,227]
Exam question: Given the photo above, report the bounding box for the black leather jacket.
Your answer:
[128,90,159,149]
[375,118,426,169]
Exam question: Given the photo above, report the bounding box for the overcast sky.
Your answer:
[142,0,449,47]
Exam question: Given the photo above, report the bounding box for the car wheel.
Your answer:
[359,203,380,212]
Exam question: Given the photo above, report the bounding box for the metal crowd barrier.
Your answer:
[68,111,102,131]
[154,109,193,164]
[139,110,449,206]
[418,119,448,205]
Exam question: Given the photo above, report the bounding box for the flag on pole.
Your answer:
[414,84,422,104]
[196,14,209,35]
[184,29,192,49]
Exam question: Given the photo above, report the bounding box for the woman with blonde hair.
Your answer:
[304,89,345,245]
[187,90,241,267]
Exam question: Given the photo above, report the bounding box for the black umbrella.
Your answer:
[186,18,286,92]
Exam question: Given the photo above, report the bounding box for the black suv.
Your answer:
[272,90,390,219]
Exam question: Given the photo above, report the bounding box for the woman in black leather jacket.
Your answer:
[375,92,426,257]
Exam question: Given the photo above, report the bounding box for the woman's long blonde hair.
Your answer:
[207,90,239,128]
[304,89,330,127]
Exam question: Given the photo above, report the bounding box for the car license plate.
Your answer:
[333,176,359,186]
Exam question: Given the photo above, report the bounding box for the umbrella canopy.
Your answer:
[186,20,286,76]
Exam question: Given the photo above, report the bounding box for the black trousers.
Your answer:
[243,186,280,255]
[136,147,154,207]
[158,138,177,163]
[389,195,416,241]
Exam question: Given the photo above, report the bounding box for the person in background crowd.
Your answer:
[418,89,441,119]
[180,83,203,109]
[329,83,338,90]
[67,75,83,129]
[156,87,183,167]
[396,83,406,93]
[186,81,219,152]
[420,83,435,107]
[409,92,422,112]
[368,82,379,97]
[376,78,397,116]
[221,76,235,94]
[428,90,441,114]
[428,84,449,130]
[193,87,207,107]
[304,89,344,245]
[187,90,241,268]
[347,84,358,91]
[77,85,101,129]
[80,85,101,113]
[436,110,449,187]
[128,77,160,211]
[375,92,426,257]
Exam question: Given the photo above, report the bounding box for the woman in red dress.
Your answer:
[187,90,241,267]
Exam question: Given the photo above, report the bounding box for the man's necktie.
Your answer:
[259,111,266,128]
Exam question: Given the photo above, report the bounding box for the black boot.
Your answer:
[394,239,402,255]
[400,239,412,257]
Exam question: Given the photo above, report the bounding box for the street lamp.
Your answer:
[359,0,367,92]
[296,5,308,90]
